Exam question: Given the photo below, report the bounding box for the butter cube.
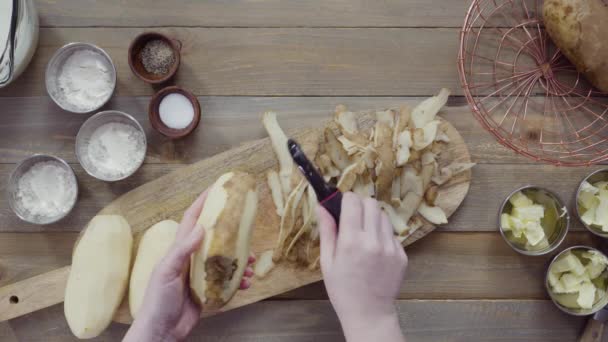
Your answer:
[578,190,599,210]
[509,191,533,208]
[500,213,512,230]
[581,206,597,226]
[582,250,608,266]
[596,181,608,190]
[523,221,545,246]
[577,282,596,309]
[586,262,606,279]
[561,273,588,292]
[508,216,525,238]
[580,181,599,195]
[596,190,608,231]
[552,252,586,275]
[512,205,545,221]
[528,237,549,250]
[548,271,561,288]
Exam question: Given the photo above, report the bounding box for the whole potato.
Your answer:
[543,0,608,92]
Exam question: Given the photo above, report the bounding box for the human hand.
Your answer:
[124,191,255,342]
[318,192,408,342]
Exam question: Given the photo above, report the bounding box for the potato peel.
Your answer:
[411,88,450,129]
[267,170,285,216]
[254,250,275,278]
[418,202,448,225]
[337,160,366,192]
[379,201,409,235]
[274,180,307,261]
[373,122,395,202]
[413,120,441,151]
[263,112,293,195]
[325,128,351,170]
[431,162,476,185]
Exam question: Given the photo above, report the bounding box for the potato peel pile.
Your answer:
[261,89,474,272]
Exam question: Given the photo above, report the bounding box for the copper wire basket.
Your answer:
[458,0,608,166]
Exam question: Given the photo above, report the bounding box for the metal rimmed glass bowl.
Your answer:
[75,110,147,181]
[459,0,608,166]
[546,246,608,316]
[576,168,608,238]
[7,154,78,224]
[45,42,116,114]
[499,185,569,255]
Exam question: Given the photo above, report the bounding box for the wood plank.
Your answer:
[7,300,594,341]
[35,0,472,28]
[0,322,17,342]
[0,163,599,233]
[0,96,546,164]
[0,28,463,97]
[0,231,598,301]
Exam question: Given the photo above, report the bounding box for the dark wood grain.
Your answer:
[0,322,17,342]
[0,231,598,301]
[34,0,471,28]
[7,300,594,341]
[0,28,463,97]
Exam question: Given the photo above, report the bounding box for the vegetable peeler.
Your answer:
[287,139,342,225]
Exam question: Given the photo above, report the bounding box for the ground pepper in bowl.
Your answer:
[140,39,175,76]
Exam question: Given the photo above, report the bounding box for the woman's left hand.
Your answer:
[124,191,255,342]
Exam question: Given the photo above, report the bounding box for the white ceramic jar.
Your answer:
[0,0,39,88]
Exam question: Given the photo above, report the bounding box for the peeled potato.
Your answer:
[543,0,608,92]
[64,215,132,339]
[190,171,258,309]
[129,220,178,318]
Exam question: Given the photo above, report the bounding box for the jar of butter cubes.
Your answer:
[499,186,570,256]
[546,246,608,316]
[576,168,608,239]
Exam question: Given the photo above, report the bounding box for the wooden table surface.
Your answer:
[1,1,607,341]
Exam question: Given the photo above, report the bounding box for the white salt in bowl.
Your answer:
[76,111,147,182]
[46,42,117,114]
[7,154,78,225]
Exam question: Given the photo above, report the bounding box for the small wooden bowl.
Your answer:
[128,32,181,84]
[149,86,201,139]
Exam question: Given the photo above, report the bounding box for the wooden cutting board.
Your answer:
[0,111,472,324]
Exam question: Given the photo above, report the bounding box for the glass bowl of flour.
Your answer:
[76,111,147,181]
[8,155,78,224]
[46,42,116,114]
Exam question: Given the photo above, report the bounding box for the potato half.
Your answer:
[190,171,258,309]
[64,215,132,339]
[129,220,178,318]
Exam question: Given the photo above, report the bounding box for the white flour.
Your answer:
[85,122,146,179]
[15,161,77,219]
[57,50,113,111]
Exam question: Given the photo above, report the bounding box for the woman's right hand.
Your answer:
[318,192,408,342]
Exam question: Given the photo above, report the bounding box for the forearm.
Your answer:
[339,308,405,342]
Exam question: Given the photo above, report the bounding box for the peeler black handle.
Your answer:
[319,191,342,226]
[287,138,342,228]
